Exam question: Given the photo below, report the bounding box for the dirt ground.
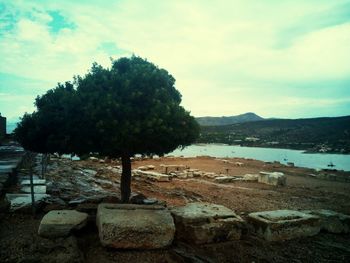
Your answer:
[1,156,350,262]
[132,157,350,214]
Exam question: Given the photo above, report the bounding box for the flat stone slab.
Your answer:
[214,176,236,183]
[302,209,350,234]
[259,172,286,186]
[21,179,46,186]
[5,193,50,211]
[133,170,171,182]
[97,203,175,249]
[171,202,244,244]
[18,175,40,181]
[21,185,47,194]
[38,210,88,238]
[247,210,320,241]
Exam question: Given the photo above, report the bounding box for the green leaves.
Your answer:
[14,56,199,157]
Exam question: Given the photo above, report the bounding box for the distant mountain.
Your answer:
[198,115,350,153]
[196,112,264,126]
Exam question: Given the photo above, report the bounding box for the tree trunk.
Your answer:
[121,155,131,203]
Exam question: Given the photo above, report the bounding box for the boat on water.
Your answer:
[327,162,335,167]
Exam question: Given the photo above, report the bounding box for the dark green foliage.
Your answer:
[15,82,77,155]
[14,56,199,202]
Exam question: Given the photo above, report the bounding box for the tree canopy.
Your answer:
[15,56,200,202]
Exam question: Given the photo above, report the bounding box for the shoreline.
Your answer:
[194,142,350,155]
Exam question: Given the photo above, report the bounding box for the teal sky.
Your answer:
[1,0,350,123]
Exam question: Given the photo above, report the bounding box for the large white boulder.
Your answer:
[96,203,175,249]
[38,210,88,238]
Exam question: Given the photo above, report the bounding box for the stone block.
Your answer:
[302,209,350,234]
[171,202,244,244]
[5,193,50,211]
[214,176,235,183]
[21,185,47,194]
[38,210,88,238]
[203,172,217,178]
[97,203,175,249]
[243,174,259,181]
[147,165,155,170]
[247,210,320,241]
[133,170,171,182]
[160,164,186,174]
[20,179,46,185]
[259,172,286,186]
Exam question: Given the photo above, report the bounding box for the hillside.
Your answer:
[196,112,264,126]
[198,115,350,153]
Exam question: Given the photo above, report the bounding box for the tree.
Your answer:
[15,56,200,203]
[15,82,77,182]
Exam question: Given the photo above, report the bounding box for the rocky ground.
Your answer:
[1,155,350,262]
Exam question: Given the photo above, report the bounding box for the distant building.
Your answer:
[0,113,6,142]
[245,137,260,142]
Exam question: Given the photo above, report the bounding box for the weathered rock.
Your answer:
[258,172,286,186]
[161,164,186,174]
[5,193,50,212]
[247,210,320,241]
[243,173,259,181]
[171,202,244,244]
[214,176,235,183]
[147,165,156,170]
[82,169,97,176]
[133,170,171,182]
[193,171,202,177]
[203,172,217,178]
[21,185,47,194]
[97,203,175,249]
[177,172,188,179]
[38,210,88,238]
[20,179,46,185]
[302,209,350,234]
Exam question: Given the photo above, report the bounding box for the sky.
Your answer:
[1,0,350,124]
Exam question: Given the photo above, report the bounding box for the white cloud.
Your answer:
[0,0,349,118]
